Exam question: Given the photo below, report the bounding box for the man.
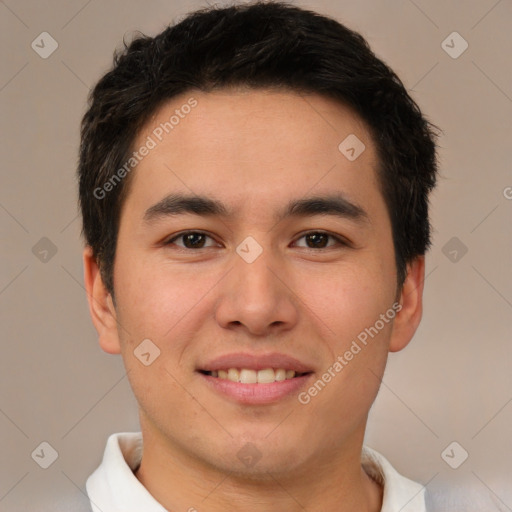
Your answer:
[79,2,440,510]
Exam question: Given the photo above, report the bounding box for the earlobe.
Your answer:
[388,256,425,353]
[82,246,122,354]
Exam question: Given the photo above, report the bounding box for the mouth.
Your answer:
[196,353,315,404]
[197,369,314,404]
[198,368,312,384]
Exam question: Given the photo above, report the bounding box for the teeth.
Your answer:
[256,368,275,384]
[275,368,286,381]
[227,368,239,382]
[209,368,299,383]
[240,369,257,383]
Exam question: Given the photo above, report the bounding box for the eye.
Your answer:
[163,230,349,251]
[164,231,218,249]
[293,231,348,249]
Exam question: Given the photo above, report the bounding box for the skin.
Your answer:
[83,88,425,512]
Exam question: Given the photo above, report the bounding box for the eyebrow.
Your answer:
[143,192,369,225]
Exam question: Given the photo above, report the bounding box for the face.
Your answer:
[85,88,424,479]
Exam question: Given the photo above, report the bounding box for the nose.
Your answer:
[214,243,299,337]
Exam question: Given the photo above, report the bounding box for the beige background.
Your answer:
[1,0,511,510]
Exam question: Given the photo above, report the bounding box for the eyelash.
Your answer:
[163,230,349,251]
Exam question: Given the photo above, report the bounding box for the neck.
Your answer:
[134,422,383,512]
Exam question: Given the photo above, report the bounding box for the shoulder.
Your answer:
[362,446,506,512]
[425,484,508,512]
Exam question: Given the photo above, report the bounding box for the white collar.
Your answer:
[86,432,426,512]
[361,445,426,511]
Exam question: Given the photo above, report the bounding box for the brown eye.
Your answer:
[294,231,346,249]
[165,231,217,249]
[305,233,329,248]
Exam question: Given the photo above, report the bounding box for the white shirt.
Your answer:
[86,432,427,512]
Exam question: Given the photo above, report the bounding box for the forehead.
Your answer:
[137,87,374,155]
[123,88,381,219]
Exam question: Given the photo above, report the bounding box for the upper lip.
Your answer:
[198,352,314,373]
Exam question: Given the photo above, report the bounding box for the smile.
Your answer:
[200,368,309,383]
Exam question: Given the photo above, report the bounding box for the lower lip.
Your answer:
[198,372,313,405]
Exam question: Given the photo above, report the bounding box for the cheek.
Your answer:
[113,253,221,374]
[300,270,394,435]
[300,261,394,342]
[298,260,395,407]
[114,252,187,335]
[112,256,198,417]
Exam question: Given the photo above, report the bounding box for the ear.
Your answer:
[388,256,425,353]
[83,246,121,354]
